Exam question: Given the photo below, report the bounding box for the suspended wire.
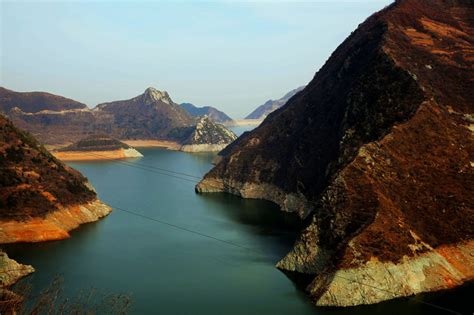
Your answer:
[109,203,262,255]
[83,152,200,183]
[73,151,377,227]
[66,150,463,314]
[84,152,202,179]
[107,203,462,315]
[0,150,463,314]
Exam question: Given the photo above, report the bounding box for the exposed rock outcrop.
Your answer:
[180,116,237,152]
[0,199,111,243]
[0,251,34,287]
[197,0,474,307]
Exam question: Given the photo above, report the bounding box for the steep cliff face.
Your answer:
[197,0,474,306]
[0,115,111,243]
[180,116,237,152]
[245,86,305,120]
[181,103,233,123]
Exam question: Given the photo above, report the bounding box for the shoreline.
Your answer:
[180,143,228,153]
[121,139,181,150]
[49,139,232,158]
[0,199,111,298]
[0,199,112,244]
[223,119,263,127]
[52,148,143,161]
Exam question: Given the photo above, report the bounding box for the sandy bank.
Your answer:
[223,119,263,127]
[123,140,228,153]
[52,148,143,161]
[0,199,112,244]
[180,144,228,153]
[121,140,181,150]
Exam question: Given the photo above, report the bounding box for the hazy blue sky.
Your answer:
[1,0,392,118]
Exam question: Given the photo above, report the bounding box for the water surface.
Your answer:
[5,146,472,314]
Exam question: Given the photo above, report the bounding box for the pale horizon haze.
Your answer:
[1,0,393,119]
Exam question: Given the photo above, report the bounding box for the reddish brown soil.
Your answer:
[200,0,474,268]
[0,115,96,220]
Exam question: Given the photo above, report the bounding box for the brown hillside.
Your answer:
[0,87,87,113]
[0,115,96,220]
[197,0,474,306]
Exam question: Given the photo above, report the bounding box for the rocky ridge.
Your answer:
[95,87,194,141]
[197,0,474,306]
[181,116,237,152]
[0,251,34,287]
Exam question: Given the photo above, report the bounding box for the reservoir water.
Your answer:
[4,127,472,314]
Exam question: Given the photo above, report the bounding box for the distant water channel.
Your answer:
[5,125,472,314]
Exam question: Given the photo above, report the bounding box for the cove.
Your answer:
[4,148,472,314]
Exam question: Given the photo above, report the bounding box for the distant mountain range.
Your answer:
[245,86,305,120]
[0,87,236,151]
[180,103,233,123]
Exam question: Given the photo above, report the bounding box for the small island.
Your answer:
[52,135,143,161]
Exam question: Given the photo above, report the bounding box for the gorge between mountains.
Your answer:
[0,0,473,313]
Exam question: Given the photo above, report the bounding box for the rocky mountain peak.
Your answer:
[184,115,237,146]
[195,115,212,128]
[143,87,172,105]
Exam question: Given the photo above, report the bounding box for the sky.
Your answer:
[1,0,393,119]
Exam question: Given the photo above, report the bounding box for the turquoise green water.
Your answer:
[4,131,472,314]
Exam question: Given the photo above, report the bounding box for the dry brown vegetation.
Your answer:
[0,115,96,220]
[1,277,131,314]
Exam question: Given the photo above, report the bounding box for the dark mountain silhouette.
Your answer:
[197,0,474,307]
[181,103,233,123]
